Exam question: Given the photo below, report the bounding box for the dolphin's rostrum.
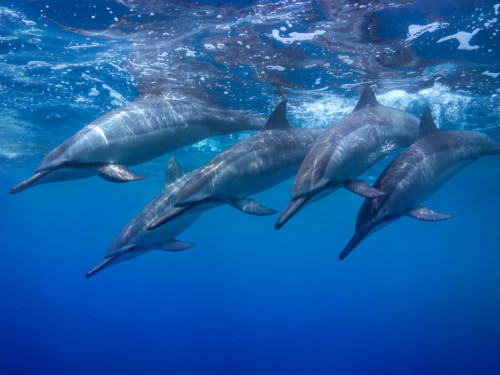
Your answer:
[340,107,500,260]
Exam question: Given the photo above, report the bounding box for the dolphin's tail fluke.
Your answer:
[10,170,51,194]
[84,256,118,279]
[147,205,192,231]
[275,196,310,230]
[339,229,369,260]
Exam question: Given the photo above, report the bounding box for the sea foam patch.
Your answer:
[270,29,325,44]
[437,29,481,51]
[406,22,449,43]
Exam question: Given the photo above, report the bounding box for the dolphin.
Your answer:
[85,157,201,278]
[340,107,500,260]
[147,100,324,230]
[275,86,420,230]
[10,96,263,194]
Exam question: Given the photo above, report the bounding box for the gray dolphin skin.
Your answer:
[275,86,420,230]
[85,157,200,278]
[10,96,263,194]
[340,107,500,260]
[147,100,325,230]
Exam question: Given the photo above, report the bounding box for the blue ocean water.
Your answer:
[1,1,499,374]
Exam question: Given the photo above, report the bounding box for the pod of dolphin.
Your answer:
[11,87,500,278]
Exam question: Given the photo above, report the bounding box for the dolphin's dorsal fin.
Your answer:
[417,107,439,140]
[165,157,188,185]
[261,100,291,131]
[353,86,380,111]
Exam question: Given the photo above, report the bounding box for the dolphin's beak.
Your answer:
[275,196,310,230]
[84,255,119,279]
[10,170,51,194]
[339,227,371,260]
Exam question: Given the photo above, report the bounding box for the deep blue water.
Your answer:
[1,1,500,374]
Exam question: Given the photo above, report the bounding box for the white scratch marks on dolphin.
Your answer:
[89,125,109,146]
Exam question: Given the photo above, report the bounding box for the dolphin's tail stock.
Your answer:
[275,196,310,230]
[10,170,51,194]
[84,256,118,279]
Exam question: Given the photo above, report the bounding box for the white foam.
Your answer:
[266,65,285,72]
[89,87,100,96]
[437,28,481,50]
[203,43,216,51]
[27,61,52,68]
[406,22,448,42]
[175,47,196,57]
[102,84,126,105]
[339,55,353,65]
[66,42,106,50]
[290,83,482,132]
[482,71,500,78]
[270,29,325,44]
[484,18,498,28]
[0,7,20,20]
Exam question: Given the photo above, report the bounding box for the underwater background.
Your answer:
[1,0,499,374]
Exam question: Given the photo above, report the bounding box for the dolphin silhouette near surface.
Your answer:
[147,100,325,230]
[340,107,500,260]
[85,157,200,278]
[275,86,420,230]
[10,96,263,194]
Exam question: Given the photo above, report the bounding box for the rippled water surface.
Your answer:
[1,1,499,374]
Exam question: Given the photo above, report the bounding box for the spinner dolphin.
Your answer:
[340,108,500,260]
[275,86,420,229]
[11,96,263,194]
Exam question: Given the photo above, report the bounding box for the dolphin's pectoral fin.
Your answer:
[344,179,386,198]
[406,206,451,221]
[98,164,144,183]
[155,239,196,252]
[229,197,278,216]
